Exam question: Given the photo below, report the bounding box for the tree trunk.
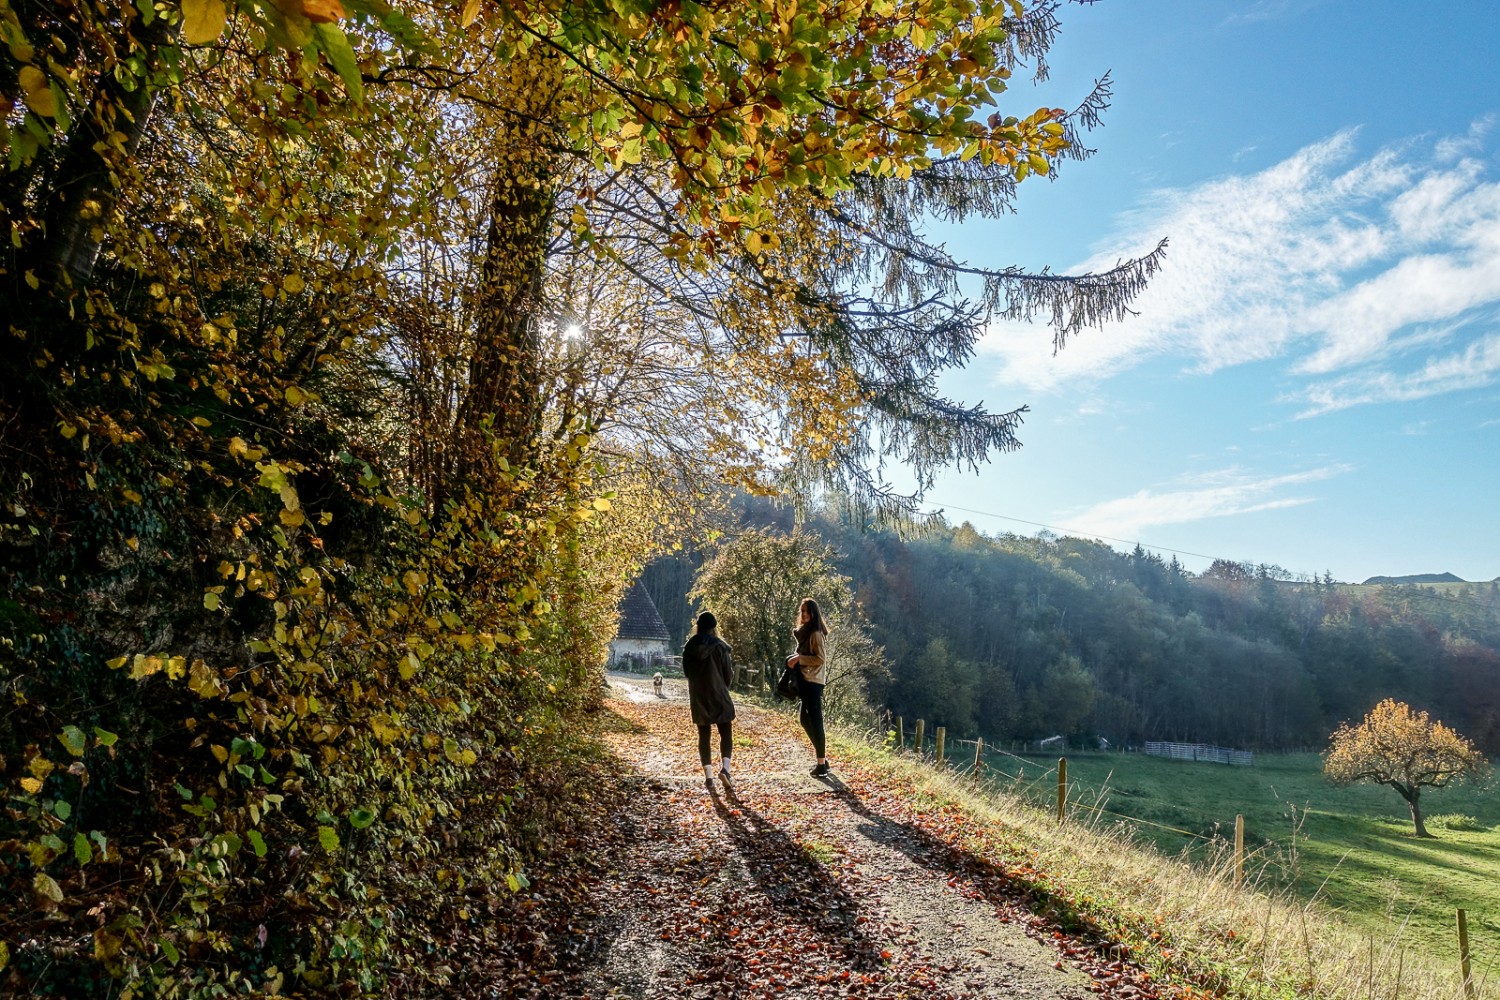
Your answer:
[451,47,564,488]
[1397,783,1432,838]
[1409,793,1430,838]
[33,33,163,290]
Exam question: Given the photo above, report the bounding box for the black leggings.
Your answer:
[697,722,733,766]
[797,677,826,758]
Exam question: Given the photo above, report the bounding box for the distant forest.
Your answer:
[643,502,1500,752]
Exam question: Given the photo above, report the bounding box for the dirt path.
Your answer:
[558,674,1153,1000]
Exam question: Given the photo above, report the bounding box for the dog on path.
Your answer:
[652,672,664,697]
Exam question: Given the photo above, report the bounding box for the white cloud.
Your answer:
[1292,329,1500,417]
[1061,465,1352,543]
[981,123,1500,416]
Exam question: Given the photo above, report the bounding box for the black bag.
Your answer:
[776,665,801,701]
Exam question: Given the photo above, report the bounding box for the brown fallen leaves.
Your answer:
[403,689,1196,999]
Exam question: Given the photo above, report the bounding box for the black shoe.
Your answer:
[810,763,830,777]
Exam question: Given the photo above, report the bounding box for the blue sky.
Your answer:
[916,0,1500,583]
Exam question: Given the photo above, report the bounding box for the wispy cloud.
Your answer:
[1292,329,1500,416]
[981,119,1500,415]
[1061,465,1353,542]
[1222,0,1325,27]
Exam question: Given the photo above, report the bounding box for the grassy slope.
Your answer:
[971,748,1499,979]
[822,728,1464,1000]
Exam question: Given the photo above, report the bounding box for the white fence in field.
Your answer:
[1144,741,1254,767]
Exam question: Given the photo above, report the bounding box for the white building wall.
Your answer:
[609,638,668,666]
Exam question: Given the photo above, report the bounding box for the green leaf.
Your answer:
[74,832,93,865]
[313,23,363,101]
[159,937,180,965]
[53,799,71,820]
[58,725,86,757]
[92,727,119,747]
[246,830,267,857]
[317,826,340,852]
[349,808,375,829]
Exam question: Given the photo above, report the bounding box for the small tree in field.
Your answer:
[690,527,886,703]
[1324,699,1490,838]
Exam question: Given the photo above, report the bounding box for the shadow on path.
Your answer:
[700,778,888,974]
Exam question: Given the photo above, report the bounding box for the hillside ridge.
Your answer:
[1359,571,1467,584]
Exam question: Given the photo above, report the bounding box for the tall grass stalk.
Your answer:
[838,730,1477,1000]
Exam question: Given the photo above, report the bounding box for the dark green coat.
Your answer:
[682,631,736,726]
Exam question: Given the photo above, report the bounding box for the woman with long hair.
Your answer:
[787,597,831,776]
[682,611,736,785]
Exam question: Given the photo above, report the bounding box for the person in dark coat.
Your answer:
[682,611,736,784]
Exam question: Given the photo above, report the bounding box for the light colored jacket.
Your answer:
[796,628,827,686]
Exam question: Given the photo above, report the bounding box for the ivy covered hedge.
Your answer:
[0,294,624,995]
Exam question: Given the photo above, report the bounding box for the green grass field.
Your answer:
[972,748,1500,969]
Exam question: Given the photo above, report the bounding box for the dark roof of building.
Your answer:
[616,581,670,642]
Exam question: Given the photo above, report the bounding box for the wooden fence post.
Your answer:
[973,737,984,776]
[1234,815,1245,888]
[895,717,904,751]
[915,719,925,756]
[1056,757,1067,824]
[935,727,946,766]
[1458,908,1476,1000]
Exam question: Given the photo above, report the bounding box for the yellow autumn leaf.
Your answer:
[18,66,56,118]
[180,0,228,45]
[130,654,162,679]
[460,0,481,27]
[282,273,306,294]
[33,872,64,903]
[20,777,43,794]
[302,0,345,23]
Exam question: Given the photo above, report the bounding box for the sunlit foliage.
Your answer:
[1324,699,1489,838]
[1,0,1150,993]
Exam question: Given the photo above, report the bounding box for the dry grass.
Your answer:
[834,729,1478,1000]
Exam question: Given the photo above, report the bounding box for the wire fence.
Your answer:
[885,720,1266,854]
[882,715,1497,998]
